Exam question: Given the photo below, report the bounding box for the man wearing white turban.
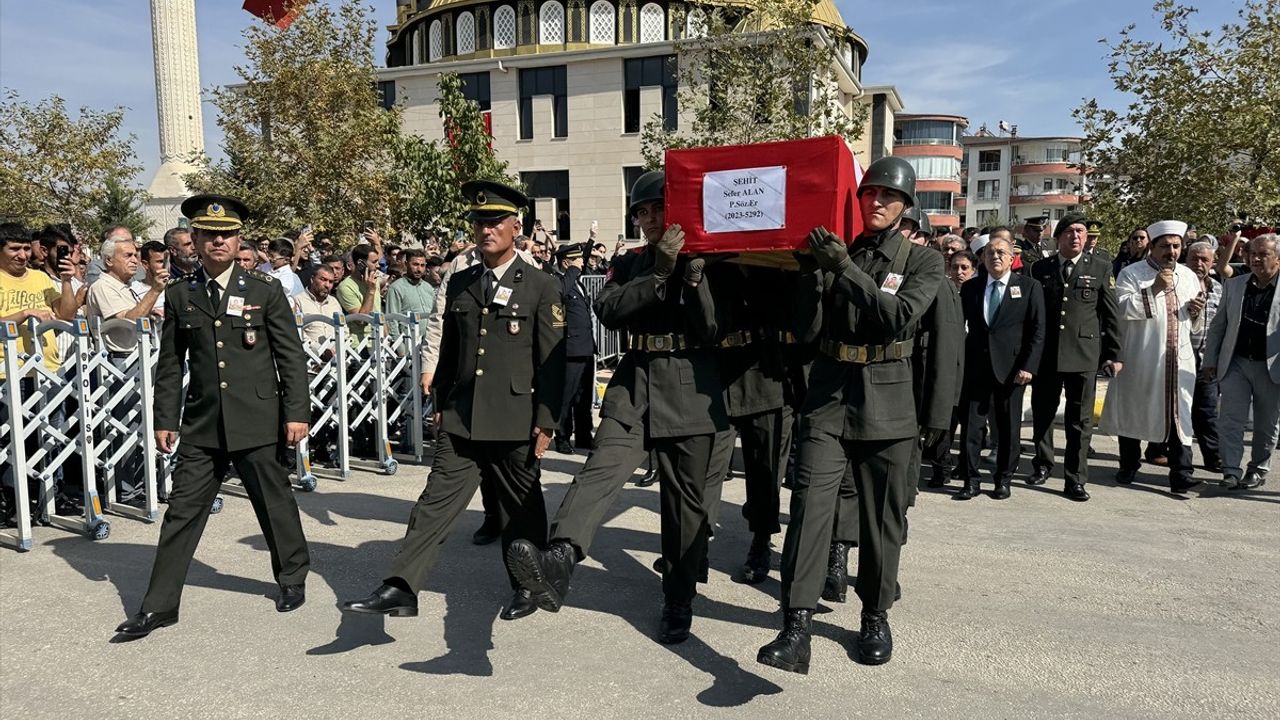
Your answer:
[1099,220,1205,493]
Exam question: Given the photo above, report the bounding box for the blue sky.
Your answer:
[0,0,1241,186]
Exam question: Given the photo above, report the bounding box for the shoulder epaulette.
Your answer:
[244,268,277,283]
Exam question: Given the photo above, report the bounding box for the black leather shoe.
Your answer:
[1028,467,1049,486]
[553,438,574,455]
[757,608,812,674]
[738,533,771,585]
[1115,469,1136,485]
[955,479,982,500]
[499,589,538,621]
[820,542,849,603]
[115,610,179,638]
[471,515,501,545]
[1064,483,1090,502]
[507,539,575,612]
[991,477,1011,500]
[633,466,658,487]
[927,472,948,489]
[341,583,418,617]
[895,582,902,602]
[855,609,893,665]
[276,583,305,612]
[1170,478,1203,495]
[1237,474,1266,490]
[657,599,693,644]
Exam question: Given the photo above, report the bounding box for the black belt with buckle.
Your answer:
[718,330,756,349]
[819,339,913,364]
[627,333,698,352]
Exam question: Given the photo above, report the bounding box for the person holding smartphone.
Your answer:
[334,243,383,341]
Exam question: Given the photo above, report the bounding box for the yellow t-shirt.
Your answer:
[0,269,63,378]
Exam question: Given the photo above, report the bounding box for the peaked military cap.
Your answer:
[462,180,528,222]
[1024,215,1048,228]
[181,194,249,232]
[555,242,586,261]
[1085,219,1104,235]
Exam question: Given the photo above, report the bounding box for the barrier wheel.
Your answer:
[90,520,111,541]
[383,460,399,476]
[298,475,318,492]
[210,496,225,514]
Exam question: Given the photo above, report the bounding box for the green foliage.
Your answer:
[641,0,867,167]
[1076,0,1280,237]
[93,177,152,240]
[0,90,142,235]
[185,1,401,239]
[389,73,519,241]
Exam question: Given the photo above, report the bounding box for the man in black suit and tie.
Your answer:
[1028,215,1122,501]
[957,236,1046,500]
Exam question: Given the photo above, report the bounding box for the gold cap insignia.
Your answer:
[475,191,487,205]
[208,203,226,217]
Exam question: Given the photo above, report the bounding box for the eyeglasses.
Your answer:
[989,249,1013,258]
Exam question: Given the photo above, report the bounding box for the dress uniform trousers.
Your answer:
[1030,370,1098,485]
[703,406,793,535]
[142,441,309,613]
[557,356,595,447]
[550,417,715,603]
[781,421,913,613]
[389,432,546,592]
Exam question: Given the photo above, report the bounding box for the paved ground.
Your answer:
[2,429,1277,720]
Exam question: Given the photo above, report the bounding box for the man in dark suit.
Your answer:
[1028,215,1122,501]
[957,236,1046,500]
[341,180,565,621]
[553,243,596,454]
[115,194,311,639]
[505,170,729,645]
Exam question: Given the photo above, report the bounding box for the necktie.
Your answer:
[988,280,1003,325]
[1062,259,1075,283]
[207,280,221,311]
[482,270,496,305]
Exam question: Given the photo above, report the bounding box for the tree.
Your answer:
[640,0,867,168]
[185,1,401,239]
[389,73,520,241]
[0,90,142,235]
[93,177,152,240]
[1075,0,1280,246]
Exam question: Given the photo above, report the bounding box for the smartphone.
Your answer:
[300,224,313,236]
[56,245,71,262]
[363,221,376,233]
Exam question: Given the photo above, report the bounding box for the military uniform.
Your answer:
[555,244,596,451]
[140,195,311,616]
[1029,237,1120,495]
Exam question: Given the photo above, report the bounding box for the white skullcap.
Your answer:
[1146,220,1188,241]
[970,234,990,252]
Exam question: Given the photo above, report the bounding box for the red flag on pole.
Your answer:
[243,0,311,29]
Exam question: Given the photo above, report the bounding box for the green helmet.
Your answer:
[858,157,917,209]
[629,170,665,216]
[902,206,932,235]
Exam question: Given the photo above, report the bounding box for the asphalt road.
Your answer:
[2,430,1277,720]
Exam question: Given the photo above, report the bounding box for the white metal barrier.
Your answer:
[579,274,622,364]
[1,311,427,552]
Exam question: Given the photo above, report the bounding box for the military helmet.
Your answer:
[628,171,665,216]
[902,206,932,235]
[857,157,917,209]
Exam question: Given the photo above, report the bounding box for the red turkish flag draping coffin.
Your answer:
[664,136,863,267]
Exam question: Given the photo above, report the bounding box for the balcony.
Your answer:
[893,138,962,147]
[1008,191,1086,205]
[1010,159,1083,175]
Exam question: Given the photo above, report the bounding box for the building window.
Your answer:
[540,1,565,44]
[459,71,492,111]
[685,8,707,38]
[377,80,397,110]
[623,55,677,134]
[1043,144,1078,163]
[494,5,516,49]
[519,65,568,139]
[639,3,665,43]
[977,149,1001,172]
[916,192,953,213]
[622,166,646,239]
[1042,178,1053,192]
[589,0,615,43]
[976,209,999,225]
[977,179,1000,200]
[456,12,476,54]
[522,170,571,239]
[894,120,957,146]
[840,42,852,71]
[904,156,961,182]
[428,19,442,61]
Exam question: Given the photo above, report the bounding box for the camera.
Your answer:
[56,245,71,263]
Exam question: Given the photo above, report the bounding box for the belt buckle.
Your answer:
[842,345,867,363]
[647,334,671,352]
[723,333,742,348]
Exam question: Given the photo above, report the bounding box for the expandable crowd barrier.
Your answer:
[1,311,429,552]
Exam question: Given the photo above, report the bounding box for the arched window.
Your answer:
[456,11,475,54]
[589,0,615,44]
[428,19,442,61]
[841,42,853,71]
[539,1,564,44]
[685,7,706,38]
[494,5,516,49]
[409,27,421,64]
[639,3,664,43]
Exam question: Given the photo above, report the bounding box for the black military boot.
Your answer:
[506,539,575,612]
[738,533,771,584]
[657,598,693,644]
[757,608,812,674]
[855,609,893,665]
[821,542,850,602]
